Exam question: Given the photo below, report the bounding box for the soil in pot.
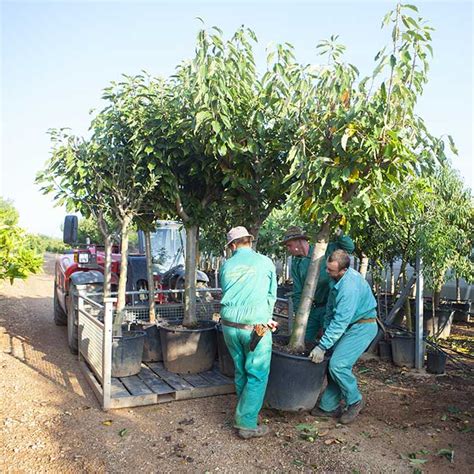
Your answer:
[159,320,217,374]
[265,336,328,412]
[216,324,234,377]
[426,349,447,375]
[112,330,146,377]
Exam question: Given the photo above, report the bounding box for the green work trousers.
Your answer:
[222,326,272,429]
[319,322,377,411]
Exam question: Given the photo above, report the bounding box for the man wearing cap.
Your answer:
[281,226,355,341]
[220,226,278,439]
[309,249,377,424]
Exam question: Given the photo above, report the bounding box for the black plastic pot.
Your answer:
[423,308,454,339]
[112,330,146,377]
[216,325,234,378]
[265,338,328,412]
[451,300,471,323]
[378,339,393,362]
[426,349,447,374]
[160,320,217,374]
[131,323,163,362]
[390,332,424,368]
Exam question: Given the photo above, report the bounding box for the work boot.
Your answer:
[237,425,270,439]
[340,398,365,425]
[310,405,343,419]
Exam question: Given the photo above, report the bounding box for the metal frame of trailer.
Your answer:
[76,288,292,410]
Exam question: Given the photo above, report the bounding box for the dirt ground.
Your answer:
[1,254,473,473]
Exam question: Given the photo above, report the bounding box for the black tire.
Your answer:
[53,282,67,326]
[67,285,79,354]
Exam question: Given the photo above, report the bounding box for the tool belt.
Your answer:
[221,319,255,331]
[221,319,270,352]
[348,317,377,329]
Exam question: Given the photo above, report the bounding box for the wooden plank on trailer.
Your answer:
[200,368,234,386]
[109,392,158,409]
[80,361,103,403]
[111,378,131,398]
[138,366,175,395]
[174,383,235,401]
[120,375,154,396]
[180,373,210,388]
[148,362,193,391]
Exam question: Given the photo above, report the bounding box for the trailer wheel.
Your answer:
[67,284,79,354]
[53,282,67,326]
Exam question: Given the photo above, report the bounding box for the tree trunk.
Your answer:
[288,220,331,352]
[359,253,369,279]
[395,260,407,293]
[404,297,412,332]
[116,215,132,313]
[390,260,395,294]
[97,212,113,299]
[183,224,198,327]
[144,231,156,323]
[249,221,262,251]
[456,277,461,301]
[434,288,441,309]
[103,235,112,298]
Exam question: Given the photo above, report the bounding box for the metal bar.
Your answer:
[102,297,115,411]
[77,308,104,328]
[415,252,424,369]
[80,294,104,309]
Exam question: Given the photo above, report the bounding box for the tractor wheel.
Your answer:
[53,282,67,326]
[67,285,79,354]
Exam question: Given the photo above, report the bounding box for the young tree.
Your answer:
[287,4,443,351]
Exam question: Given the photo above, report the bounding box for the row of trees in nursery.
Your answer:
[0,198,44,283]
[37,3,473,352]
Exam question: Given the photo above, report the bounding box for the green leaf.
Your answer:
[218,143,227,156]
[118,428,128,437]
[437,448,454,463]
[341,131,350,151]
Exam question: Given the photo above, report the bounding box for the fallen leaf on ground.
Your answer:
[118,428,128,437]
[102,420,113,426]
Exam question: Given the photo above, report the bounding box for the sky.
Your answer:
[1,0,473,237]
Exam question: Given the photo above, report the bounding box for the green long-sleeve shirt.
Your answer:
[319,267,377,350]
[291,234,355,315]
[220,247,277,325]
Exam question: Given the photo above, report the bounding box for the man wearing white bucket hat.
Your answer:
[220,226,278,439]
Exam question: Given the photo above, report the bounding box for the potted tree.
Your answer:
[265,3,444,409]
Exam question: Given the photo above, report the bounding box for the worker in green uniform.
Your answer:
[281,226,355,340]
[220,226,278,439]
[309,249,377,424]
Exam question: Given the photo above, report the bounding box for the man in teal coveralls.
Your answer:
[281,226,355,340]
[309,249,377,424]
[220,226,278,439]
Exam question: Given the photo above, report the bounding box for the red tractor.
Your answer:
[54,216,210,353]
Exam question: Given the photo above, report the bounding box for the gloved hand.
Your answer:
[266,319,279,332]
[309,345,326,364]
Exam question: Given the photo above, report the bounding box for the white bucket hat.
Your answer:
[226,226,254,247]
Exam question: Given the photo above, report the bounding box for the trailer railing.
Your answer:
[76,288,293,410]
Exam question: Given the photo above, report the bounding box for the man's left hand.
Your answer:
[309,345,326,364]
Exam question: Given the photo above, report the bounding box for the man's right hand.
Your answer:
[309,345,326,364]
